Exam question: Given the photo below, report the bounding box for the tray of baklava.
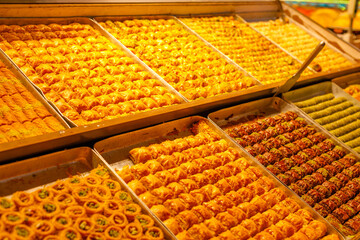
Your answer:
[237,2,360,82]
[94,14,314,89]
[283,82,360,155]
[93,15,262,102]
[208,97,360,239]
[94,115,343,240]
[247,16,355,74]
[0,17,187,127]
[0,147,175,240]
[174,14,317,85]
[0,46,71,160]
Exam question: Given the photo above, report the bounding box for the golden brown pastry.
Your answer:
[166,182,187,197]
[176,210,200,230]
[140,174,163,190]
[187,223,215,240]
[127,179,147,195]
[150,204,171,221]
[230,225,251,240]
[163,198,187,216]
[138,192,161,208]
[163,218,184,235]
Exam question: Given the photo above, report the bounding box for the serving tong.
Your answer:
[273,41,325,97]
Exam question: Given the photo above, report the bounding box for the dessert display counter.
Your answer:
[0,1,359,162]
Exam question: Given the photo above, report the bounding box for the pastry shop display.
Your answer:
[114,119,338,240]
[0,21,182,126]
[0,59,65,143]
[294,93,360,153]
[97,18,256,101]
[179,16,313,85]
[0,165,166,239]
[218,110,360,237]
[250,19,352,73]
[344,84,360,101]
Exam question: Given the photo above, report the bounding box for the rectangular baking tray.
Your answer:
[94,115,345,240]
[93,15,262,92]
[208,96,358,159]
[0,47,91,164]
[0,48,70,130]
[282,81,360,155]
[237,2,360,88]
[0,17,188,127]
[174,13,316,80]
[233,14,317,73]
[171,15,263,85]
[0,146,176,240]
[245,15,357,64]
[208,97,359,240]
[282,81,360,109]
[241,3,360,64]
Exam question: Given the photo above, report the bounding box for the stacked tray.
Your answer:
[208,97,360,239]
[0,17,187,127]
[283,82,360,154]
[94,116,343,240]
[0,147,175,239]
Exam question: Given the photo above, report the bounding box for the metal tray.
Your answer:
[283,82,360,106]
[208,97,360,239]
[0,49,70,130]
[94,115,345,240]
[0,48,88,163]
[283,81,360,155]
[0,146,176,240]
[208,96,358,158]
[93,15,262,94]
[174,13,315,82]
[246,15,357,64]
[234,14,317,73]
[237,2,360,88]
[0,147,97,197]
[171,15,262,85]
[242,3,360,63]
[283,81,360,109]
[0,17,188,127]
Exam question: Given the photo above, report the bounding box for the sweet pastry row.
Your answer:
[221,111,360,237]
[295,93,360,153]
[0,22,182,126]
[98,18,255,100]
[179,16,313,85]
[0,60,64,143]
[116,120,339,240]
[250,19,352,73]
[0,165,165,240]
